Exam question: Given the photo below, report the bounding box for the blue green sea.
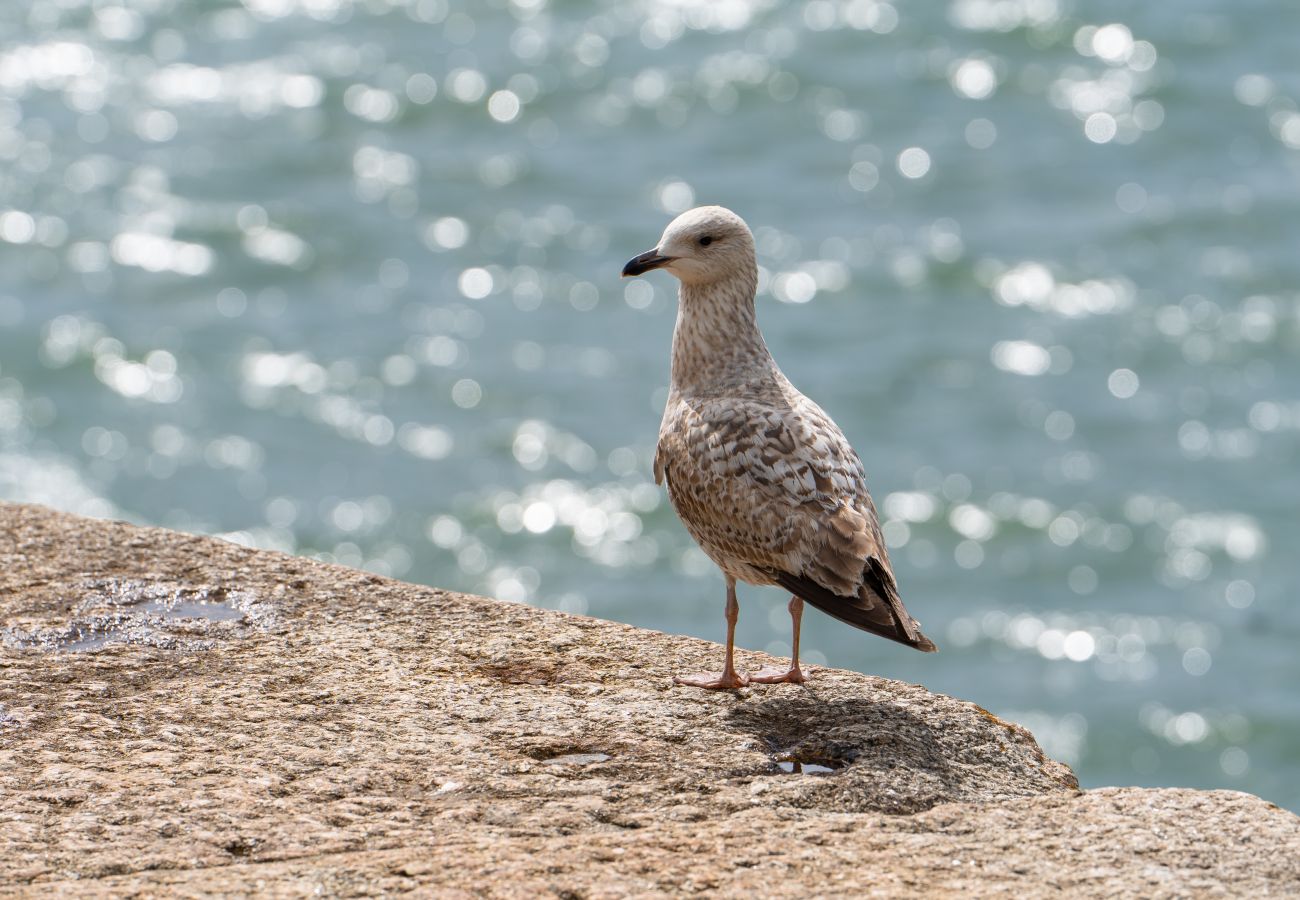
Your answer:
[1,0,1297,810]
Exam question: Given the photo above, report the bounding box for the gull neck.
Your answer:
[669,268,776,396]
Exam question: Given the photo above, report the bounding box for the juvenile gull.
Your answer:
[623,206,937,690]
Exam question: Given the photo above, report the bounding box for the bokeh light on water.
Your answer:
[1,2,1297,809]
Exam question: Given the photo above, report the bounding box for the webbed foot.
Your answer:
[748,665,809,685]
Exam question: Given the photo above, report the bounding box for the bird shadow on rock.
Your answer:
[723,688,1030,815]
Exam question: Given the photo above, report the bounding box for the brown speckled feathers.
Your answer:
[656,392,935,652]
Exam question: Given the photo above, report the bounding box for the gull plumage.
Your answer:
[623,205,936,690]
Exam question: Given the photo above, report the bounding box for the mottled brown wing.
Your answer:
[656,396,821,577]
[658,394,936,653]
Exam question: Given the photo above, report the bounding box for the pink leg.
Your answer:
[675,576,750,690]
[750,595,809,685]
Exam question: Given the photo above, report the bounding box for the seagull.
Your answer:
[622,206,936,690]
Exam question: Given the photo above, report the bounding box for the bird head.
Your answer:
[622,206,756,286]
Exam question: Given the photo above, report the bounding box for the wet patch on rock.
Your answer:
[0,703,22,729]
[543,753,612,767]
[523,743,616,768]
[1,579,275,652]
[775,759,840,775]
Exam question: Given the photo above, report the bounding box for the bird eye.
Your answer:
[699,236,714,247]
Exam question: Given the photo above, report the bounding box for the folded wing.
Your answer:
[658,393,936,653]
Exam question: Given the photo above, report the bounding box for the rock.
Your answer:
[1,501,1297,897]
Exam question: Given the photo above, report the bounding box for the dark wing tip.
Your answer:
[771,570,937,654]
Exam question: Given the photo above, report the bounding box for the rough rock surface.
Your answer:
[1,502,1297,898]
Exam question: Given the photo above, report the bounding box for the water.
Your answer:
[777,761,838,776]
[1,580,264,652]
[542,753,613,767]
[0,1,1296,810]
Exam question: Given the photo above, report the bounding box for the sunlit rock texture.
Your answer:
[1,502,1297,897]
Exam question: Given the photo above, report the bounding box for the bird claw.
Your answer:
[673,670,750,690]
[748,665,809,685]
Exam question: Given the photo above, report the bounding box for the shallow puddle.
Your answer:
[3,579,270,653]
[777,760,838,775]
[59,596,248,651]
[542,753,612,766]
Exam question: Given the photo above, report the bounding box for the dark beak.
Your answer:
[622,248,674,277]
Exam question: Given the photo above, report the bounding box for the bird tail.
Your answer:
[772,570,938,653]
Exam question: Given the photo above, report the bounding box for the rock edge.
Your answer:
[1,502,1297,898]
